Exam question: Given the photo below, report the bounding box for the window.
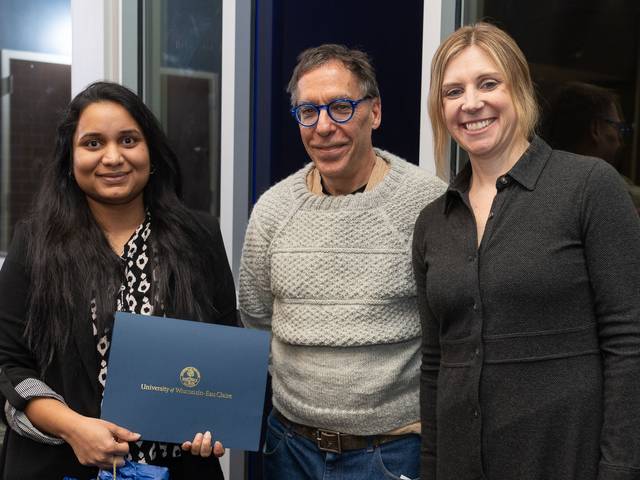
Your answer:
[140,0,223,217]
[0,0,71,253]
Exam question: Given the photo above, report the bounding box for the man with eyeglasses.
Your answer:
[546,81,640,213]
[239,44,446,479]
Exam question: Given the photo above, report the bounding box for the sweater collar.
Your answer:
[290,148,410,210]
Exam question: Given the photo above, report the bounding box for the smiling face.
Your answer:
[296,61,381,194]
[73,101,150,211]
[441,45,524,163]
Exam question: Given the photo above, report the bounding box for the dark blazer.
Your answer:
[0,211,237,480]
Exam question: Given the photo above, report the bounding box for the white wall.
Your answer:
[419,0,458,179]
[71,0,108,95]
[220,0,252,281]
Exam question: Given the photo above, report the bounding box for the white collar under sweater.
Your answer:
[286,148,421,210]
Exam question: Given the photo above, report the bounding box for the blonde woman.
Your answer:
[412,23,640,480]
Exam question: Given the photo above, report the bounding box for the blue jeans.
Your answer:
[263,410,420,480]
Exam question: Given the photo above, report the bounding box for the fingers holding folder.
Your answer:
[181,431,225,458]
[65,417,140,470]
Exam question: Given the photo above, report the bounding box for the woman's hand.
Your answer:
[181,431,225,457]
[63,416,140,469]
[24,397,140,469]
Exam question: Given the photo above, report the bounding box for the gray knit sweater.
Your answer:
[239,149,447,435]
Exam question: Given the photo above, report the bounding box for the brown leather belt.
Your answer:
[273,409,414,454]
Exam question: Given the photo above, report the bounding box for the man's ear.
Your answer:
[370,97,382,130]
[589,118,602,142]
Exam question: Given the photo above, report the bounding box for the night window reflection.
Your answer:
[464,0,639,213]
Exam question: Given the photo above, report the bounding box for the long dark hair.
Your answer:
[25,81,220,370]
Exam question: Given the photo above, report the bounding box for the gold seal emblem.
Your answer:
[179,366,201,388]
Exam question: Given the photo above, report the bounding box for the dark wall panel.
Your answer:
[253,0,425,202]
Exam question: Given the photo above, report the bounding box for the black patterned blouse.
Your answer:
[94,214,182,464]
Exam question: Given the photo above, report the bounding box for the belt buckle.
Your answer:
[316,429,342,454]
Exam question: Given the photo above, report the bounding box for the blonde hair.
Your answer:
[428,22,539,169]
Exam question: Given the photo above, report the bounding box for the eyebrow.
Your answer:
[76,129,142,141]
[441,83,461,91]
[297,94,354,105]
[442,72,503,90]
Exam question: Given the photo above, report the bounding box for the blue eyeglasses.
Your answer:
[600,118,633,137]
[291,96,372,127]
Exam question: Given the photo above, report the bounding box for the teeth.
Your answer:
[465,119,493,131]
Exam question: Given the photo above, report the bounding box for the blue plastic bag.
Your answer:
[64,460,170,480]
[98,461,170,480]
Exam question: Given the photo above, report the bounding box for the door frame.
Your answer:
[157,67,221,215]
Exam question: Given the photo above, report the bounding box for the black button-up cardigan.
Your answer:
[412,136,640,480]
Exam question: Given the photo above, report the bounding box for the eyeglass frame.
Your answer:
[600,118,634,137]
[290,96,373,127]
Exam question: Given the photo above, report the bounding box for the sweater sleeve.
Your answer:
[412,209,440,479]
[579,162,640,479]
[238,201,275,332]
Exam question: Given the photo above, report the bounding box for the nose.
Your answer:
[461,88,484,112]
[102,142,124,165]
[314,108,336,136]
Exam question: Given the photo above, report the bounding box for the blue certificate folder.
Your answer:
[101,312,270,451]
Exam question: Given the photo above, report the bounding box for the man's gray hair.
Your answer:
[287,44,380,106]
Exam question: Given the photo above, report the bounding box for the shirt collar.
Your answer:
[443,162,471,214]
[507,135,552,191]
[443,135,552,214]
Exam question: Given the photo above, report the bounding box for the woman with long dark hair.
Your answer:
[0,81,236,479]
[413,23,640,479]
